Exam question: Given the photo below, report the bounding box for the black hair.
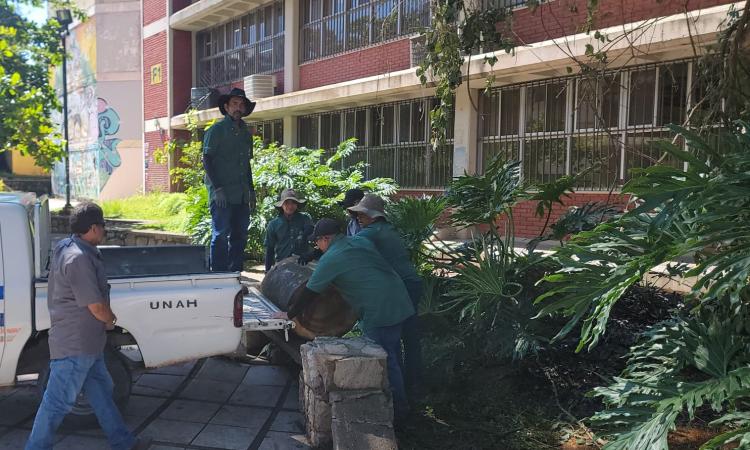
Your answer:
[70,202,105,234]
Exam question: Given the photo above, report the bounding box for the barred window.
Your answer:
[300,0,430,62]
[479,60,693,190]
[250,119,284,145]
[298,97,453,189]
[196,0,285,88]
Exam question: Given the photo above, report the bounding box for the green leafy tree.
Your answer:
[0,0,77,168]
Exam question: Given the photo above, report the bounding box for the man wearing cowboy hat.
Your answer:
[274,218,415,422]
[348,194,424,400]
[264,188,314,272]
[202,88,257,271]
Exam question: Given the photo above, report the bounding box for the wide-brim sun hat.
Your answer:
[275,188,307,208]
[218,88,256,117]
[346,193,386,219]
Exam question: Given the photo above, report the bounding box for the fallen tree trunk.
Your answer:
[260,257,358,339]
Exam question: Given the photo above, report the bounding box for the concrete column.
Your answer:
[283,0,299,93]
[283,115,298,147]
[452,86,479,177]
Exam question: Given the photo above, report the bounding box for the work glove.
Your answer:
[213,188,228,208]
[298,249,322,265]
[248,190,257,214]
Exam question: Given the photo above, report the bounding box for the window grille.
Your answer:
[298,97,453,189]
[300,0,430,62]
[196,1,285,88]
[250,119,284,145]
[479,60,693,190]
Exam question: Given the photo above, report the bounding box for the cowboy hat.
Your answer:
[275,188,307,208]
[346,194,386,219]
[218,88,256,117]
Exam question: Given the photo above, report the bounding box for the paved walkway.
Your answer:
[0,358,309,450]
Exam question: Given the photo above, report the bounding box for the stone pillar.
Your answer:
[452,86,479,177]
[300,337,397,450]
[284,0,299,93]
[283,115,298,148]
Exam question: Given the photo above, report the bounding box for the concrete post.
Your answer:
[452,86,479,177]
[283,115,298,147]
[283,0,299,93]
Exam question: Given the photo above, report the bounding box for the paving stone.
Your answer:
[242,365,290,386]
[209,404,271,428]
[258,431,312,450]
[269,411,305,433]
[148,360,197,376]
[151,446,187,450]
[55,435,110,450]
[123,395,166,417]
[78,414,148,437]
[0,428,62,449]
[196,358,249,384]
[132,374,185,397]
[283,388,299,411]
[160,399,221,423]
[139,418,205,444]
[229,384,285,408]
[191,424,259,450]
[0,389,40,426]
[179,379,237,403]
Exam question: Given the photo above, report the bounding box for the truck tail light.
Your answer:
[233,288,245,328]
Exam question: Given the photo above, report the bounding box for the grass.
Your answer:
[100,192,189,233]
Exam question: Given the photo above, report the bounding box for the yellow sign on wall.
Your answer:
[150,64,162,85]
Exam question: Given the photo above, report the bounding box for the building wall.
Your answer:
[172,30,192,115]
[299,38,412,90]
[143,0,166,26]
[512,0,734,45]
[144,130,170,191]
[143,31,168,120]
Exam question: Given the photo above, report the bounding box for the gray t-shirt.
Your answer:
[47,236,109,359]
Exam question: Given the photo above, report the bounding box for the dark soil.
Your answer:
[395,284,722,450]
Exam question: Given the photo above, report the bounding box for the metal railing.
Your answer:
[198,35,284,87]
[300,0,430,62]
[298,97,453,189]
[479,60,692,190]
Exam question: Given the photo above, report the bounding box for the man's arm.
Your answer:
[264,223,277,271]
[88,303,117,330]
[202,125,223,188]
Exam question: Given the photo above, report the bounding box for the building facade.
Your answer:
[142,0,738,236]
[52,0,144,200]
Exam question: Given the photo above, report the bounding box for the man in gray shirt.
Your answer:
[26,203,145,450]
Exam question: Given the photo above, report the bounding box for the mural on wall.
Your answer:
[51,18,122,200]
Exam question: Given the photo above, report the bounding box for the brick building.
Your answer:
[141,0,738,236]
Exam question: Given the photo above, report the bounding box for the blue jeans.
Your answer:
[210,201,250,272]
[364,322,409,420]
[402,279,423,394]
[26,354,135,450]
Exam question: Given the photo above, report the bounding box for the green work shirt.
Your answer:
[357,220,420,284]
[202,116,253,205]
[306,235,415,332]
[264,212,313,261]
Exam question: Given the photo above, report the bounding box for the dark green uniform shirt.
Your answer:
[357,220,420,284]
[264,212,313,261]
[202,116,253,205]
[306,235,415,332]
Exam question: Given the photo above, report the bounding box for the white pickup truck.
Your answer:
[0,192,292,426]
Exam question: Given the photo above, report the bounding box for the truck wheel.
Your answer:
[37,349,132,430]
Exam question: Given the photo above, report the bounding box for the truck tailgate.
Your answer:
[242,287,295,336]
